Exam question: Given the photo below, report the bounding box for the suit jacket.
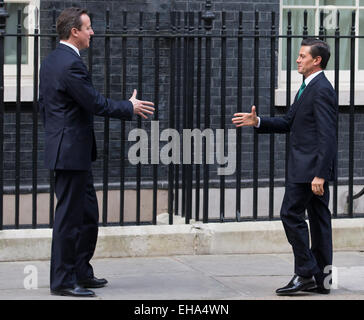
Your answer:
[256,72,338,183]
[39,44,133,171]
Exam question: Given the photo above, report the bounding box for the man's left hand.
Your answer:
[311,177,325,196]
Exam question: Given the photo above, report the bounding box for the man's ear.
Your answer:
[314,56,322,66]
[70,27,79,38]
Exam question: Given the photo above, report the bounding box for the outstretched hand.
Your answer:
[232,105,258,127]
[129,89,155,119]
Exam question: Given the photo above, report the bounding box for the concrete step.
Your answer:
[1,218,363,262]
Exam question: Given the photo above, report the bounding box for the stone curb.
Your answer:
[0,219,363,262]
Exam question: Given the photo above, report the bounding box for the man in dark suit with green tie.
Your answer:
[232,38,338,295]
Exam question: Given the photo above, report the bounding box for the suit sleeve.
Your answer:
[64,59,133,120]
[255,105,296,134]
[256,116,290,133]
[313,88,338,180]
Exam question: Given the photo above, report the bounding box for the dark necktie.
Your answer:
[297,81,306,100]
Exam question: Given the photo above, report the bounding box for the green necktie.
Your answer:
[297,81,306,100]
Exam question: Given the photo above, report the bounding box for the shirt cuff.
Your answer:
[255,117,261,128]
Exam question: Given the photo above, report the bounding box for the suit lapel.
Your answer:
[289,72,325,119]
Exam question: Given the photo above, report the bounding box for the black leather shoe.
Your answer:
[276,275,316,295]
[303,285,331,295]
[51,285,96,297]
[78,277,108,288]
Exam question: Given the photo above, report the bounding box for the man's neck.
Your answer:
[304,68,322,79]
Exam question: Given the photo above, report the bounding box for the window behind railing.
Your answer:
[4,2,28,64]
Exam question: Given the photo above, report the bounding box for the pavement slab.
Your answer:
[0,251,363,300]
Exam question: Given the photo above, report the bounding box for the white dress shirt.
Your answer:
[255,70,323,128]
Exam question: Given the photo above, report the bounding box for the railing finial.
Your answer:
[0,0,9,35]
[202,0,215,33]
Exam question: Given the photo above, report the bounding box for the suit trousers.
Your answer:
[280,182,332,285]
[50,170,99,291]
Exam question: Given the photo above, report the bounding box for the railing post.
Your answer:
[51,7,57,49]
[168,11,176,225]
[333,10,340,218]
[15,8,22,229]
[194,11,202,222]
[49,6,57,228]
[303,10,308,39]
[102,8,110,226]
[120,10,127,226]
[136,11,143,225]
[181,11,188,219]
[269,11,276,220]
[185,11,194,225]
[236,11,243,222]
[253,10,260,220]
[285,11,292,186]
[152,12,160,225]
[174,11,182,220]
[220,11,226,223]
[348,10,356,218]
[32,6,39,229]
[319,10,325,40]
[88,13,93,74]
[0,0,9,230]
[202,0,215,223]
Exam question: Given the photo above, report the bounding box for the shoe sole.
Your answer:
[302,287,331,294]
[78,283,107,289]
[51,291,96,297]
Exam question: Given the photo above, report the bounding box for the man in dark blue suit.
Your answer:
[39,7,154,297]
[232,39,338,295]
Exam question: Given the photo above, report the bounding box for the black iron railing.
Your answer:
[0,1,363,230]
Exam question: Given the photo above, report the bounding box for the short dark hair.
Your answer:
[301,38,331,70]
[56,7,88,40]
